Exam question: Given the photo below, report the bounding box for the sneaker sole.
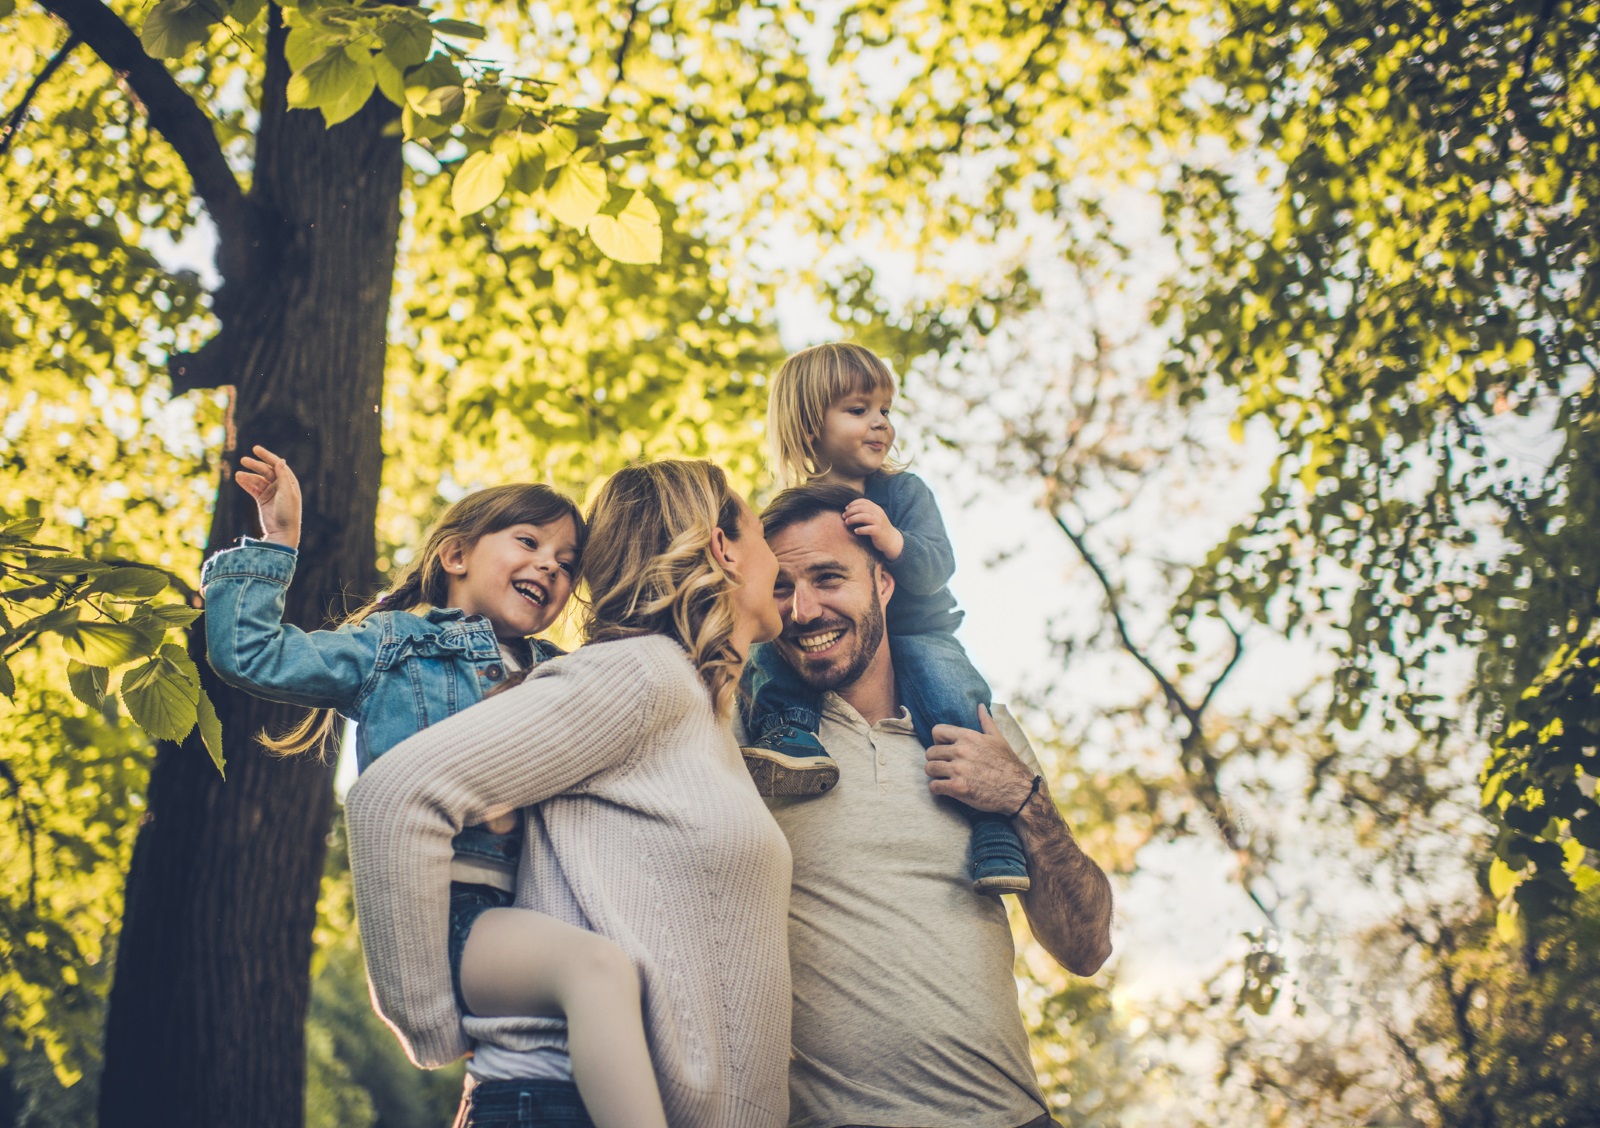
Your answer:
[741,745,836,770]
[973,873,1032,896]
[742,755,840,797]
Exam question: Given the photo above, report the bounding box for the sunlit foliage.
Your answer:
[4,0,1598,1119]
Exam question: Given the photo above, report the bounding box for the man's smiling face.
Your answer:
[767,511,895,691]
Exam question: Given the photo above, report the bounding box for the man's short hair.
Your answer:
[760,482,888,568]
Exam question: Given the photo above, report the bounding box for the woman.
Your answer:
[345,460,793,1128]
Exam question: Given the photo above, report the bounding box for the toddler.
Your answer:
[742,344,1031,895]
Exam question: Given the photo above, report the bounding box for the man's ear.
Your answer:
[874,561,895,606]
[439,537,469,575]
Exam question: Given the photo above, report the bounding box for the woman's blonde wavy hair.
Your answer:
[768,341,904,487]
[578,460,748,718]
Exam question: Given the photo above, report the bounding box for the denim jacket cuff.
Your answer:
[200,540,299,586]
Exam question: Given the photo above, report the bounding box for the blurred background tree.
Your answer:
[3,0,1597,1123]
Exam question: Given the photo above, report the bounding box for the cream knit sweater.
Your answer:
[346,634,793,1128]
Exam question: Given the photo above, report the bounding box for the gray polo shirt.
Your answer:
[764,695,1049,1128]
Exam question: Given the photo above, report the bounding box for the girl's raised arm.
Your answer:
[203,446,380,710]
[201,542,383,710]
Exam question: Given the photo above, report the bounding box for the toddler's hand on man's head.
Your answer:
[842,497,905,562]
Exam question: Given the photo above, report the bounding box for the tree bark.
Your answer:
[98,11,404,1124]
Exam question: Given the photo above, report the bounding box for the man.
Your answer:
[754,482,1114,1128]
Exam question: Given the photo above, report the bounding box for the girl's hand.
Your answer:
[236,445,303,550]
[482,812,520,834]
[843,497,905,561]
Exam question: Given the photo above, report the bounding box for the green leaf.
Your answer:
[564,107,611,131]
[380,14,432,67]
[62,622,156,668]
[139,0,217,58]
[0,655,13,699]
[197,688,226,777]
[287,46,364,111]
[67,660,108,708]
[464,88,510,134]
[0,0,15,21]
[372,51,405,106]
[588,190,663,264]
[320,57,378,126]
[411,85,465,118]
[121,650,200,742]
[1488,856,1520,899]
[546,161,607,229]
[9,605,80,642]
[226,0,265,29]
[146,604,204,629]
[24,555,110,578]
[85,567,169,598]
[497,131,548,194]
[599,138,650,160]
[539,127,577,170]
[0,518,44,541]
[285,23,348,72]
[158,641,202,685]
[452,150,509,217]
[429,17,485,39]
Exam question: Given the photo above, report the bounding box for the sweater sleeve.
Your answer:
[200,542,381,710]
[344,636,683,1068]
[881,473,957,597]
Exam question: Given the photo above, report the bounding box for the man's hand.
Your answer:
[924,704,1036,814]
[930,704,1115,977]
[236,445,303,550]
[843,497,905,562]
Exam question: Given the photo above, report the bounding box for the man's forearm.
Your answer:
[1015,787,1113,976]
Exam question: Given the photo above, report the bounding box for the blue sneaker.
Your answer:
[969,816,1030,895]
[741,725,839,797]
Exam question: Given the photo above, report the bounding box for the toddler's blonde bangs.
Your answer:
[768,342,898,486]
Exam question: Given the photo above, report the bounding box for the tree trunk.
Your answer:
[98,12,403,1124]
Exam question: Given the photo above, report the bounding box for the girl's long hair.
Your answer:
[577,460,748,718]
[767,341,904,487]
[262,483,585,758]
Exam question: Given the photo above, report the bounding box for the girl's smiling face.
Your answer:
[441,517,579,639]
[814,387,895,484]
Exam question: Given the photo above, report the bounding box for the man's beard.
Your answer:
[785,583,887,692]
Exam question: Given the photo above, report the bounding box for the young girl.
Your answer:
[201,446,668,1128]
[741,343,1032,895]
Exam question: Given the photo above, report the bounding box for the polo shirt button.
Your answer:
[486,665,503,680]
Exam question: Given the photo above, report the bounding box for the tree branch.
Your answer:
[1050,506,1199,728]
[607,0,643,100]
[1196,611,1245,718]
[0,32,81,159]
[1050,503,1276,924]
[0,757,40,911]
[35,0,252,249]
[1382,1019,1446,1117]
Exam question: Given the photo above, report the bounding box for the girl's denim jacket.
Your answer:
[200,538,561,873]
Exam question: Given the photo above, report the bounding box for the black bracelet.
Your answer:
[1010,775,1043,820]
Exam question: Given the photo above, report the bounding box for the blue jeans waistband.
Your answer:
[452,1078,594,1128]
